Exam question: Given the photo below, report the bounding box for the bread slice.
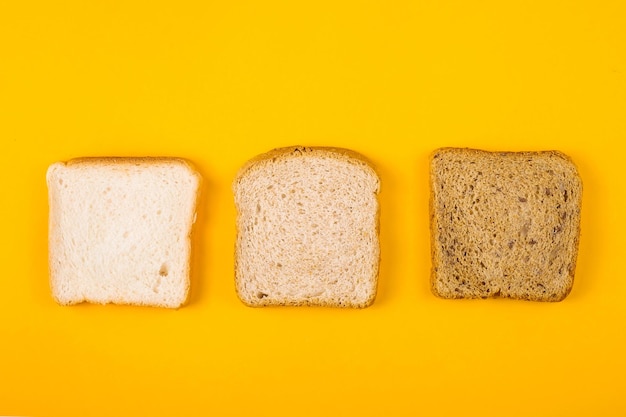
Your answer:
[233,146,380,307]
[47,158,201,308]
[429,148,582,301]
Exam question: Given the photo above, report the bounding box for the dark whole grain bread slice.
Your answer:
[429,148,582,301]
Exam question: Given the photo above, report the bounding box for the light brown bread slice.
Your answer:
[233,146,380,307]
[47,157,201,308]
[430,148,582,301]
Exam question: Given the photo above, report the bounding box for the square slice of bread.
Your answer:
[47,158,201,308]
[233,146,381,307]
[430,148,582,301]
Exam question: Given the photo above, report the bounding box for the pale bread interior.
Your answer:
[47,158,200,308]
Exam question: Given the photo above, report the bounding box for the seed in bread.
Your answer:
[233,146,380,307]
[429,148,582,301]
[47,158,201,308]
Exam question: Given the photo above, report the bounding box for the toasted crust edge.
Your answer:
[233,146,379,188]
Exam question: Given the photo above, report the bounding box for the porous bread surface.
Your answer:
[233,146,380,307]
[430,148,582,301]
[47,158,200,308]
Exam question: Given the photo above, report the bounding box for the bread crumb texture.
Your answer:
[46,158,200,308]
[430,148,582,301]
[233,146,380,307]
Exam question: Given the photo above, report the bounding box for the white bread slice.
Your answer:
[47,158,201,308]
[233,146,380,307]
[430,148,582,301]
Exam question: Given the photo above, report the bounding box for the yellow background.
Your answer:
[1,0,625,415]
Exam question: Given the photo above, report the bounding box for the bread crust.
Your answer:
[233,146,380,308]
[429,147,582,302]
[234,146,379,188]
